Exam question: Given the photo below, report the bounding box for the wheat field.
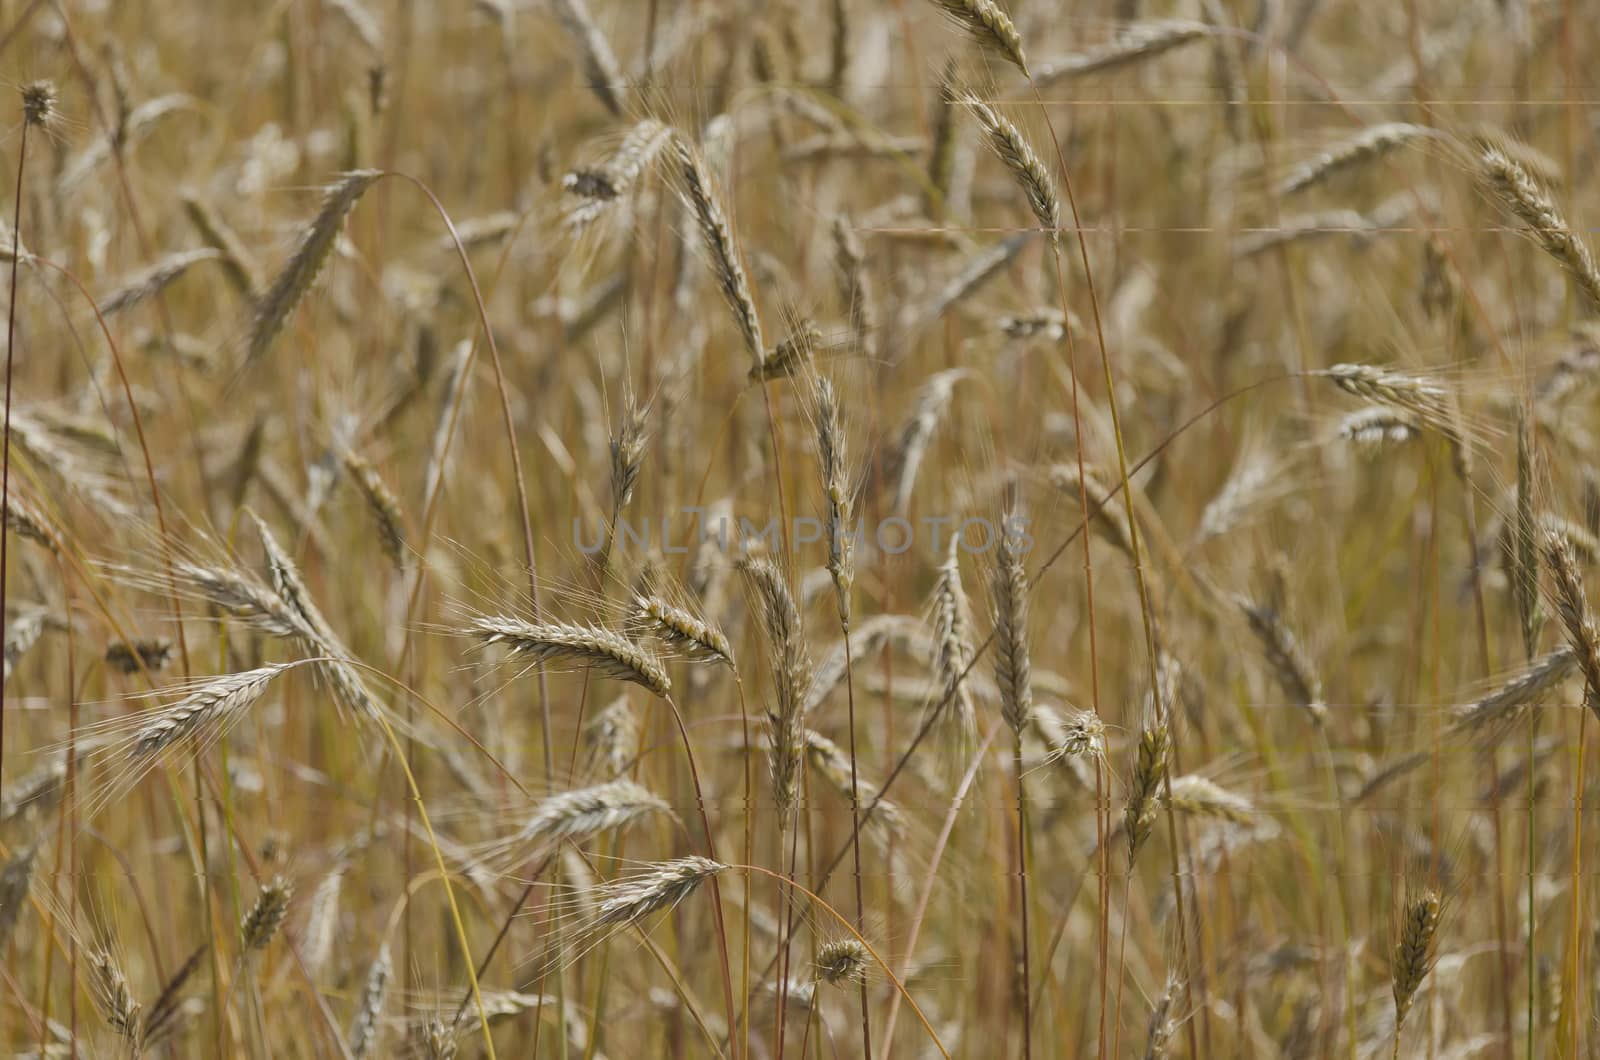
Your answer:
[0,0,1596,1056]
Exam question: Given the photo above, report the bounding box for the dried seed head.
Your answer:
[1322,364,1450,425]
[1450,649,1575,738]
[0,844,36,950]
[1000,309,1076,341]
[514,778,672,849]
[672,136,765,370]
[181,190,263,300]
[805,728,906,845]
[927,0,1028,75]
[990,506,1033,736]
[422,1017,458,1059]
[958,94,1058,241]
[1123,719,1170,866]
[301,867,344,979]
[926,59,960,216]
[584,693,641,777]
[248,170,382,364]
[0,756,65,825]
[563,118,673,232]
[342,449,406,571]
[591,856,727,929]
[1033,702,1105,764]
[99,249,222,317]
[887,369,969,519]
[1392,890,1442,1029]
[1165,775,1253,824]
[751,320,821,382]
[1035,20,1210,84]
[20,81,56,128]
[634,594,733,667]
[742,558,812,830]
[609,393,651,516]
[1144,973,1182,1059]
[468,616,671,697]
[549,0,626,117]
[1237,596,1327,725]
[1276,122,1431,196]
[1337,406,1418,453]
[815,377,855,618]
[932,536,978,757]
[105,637,176,676]
[4,495,58,554]
[251,512,385,723]
[129,664,295,760]
[815,938,871,986]
[1480,143,1600,312]
[1542,529,1600,720]
[89,947,142,1045]
[831,215,877,358]
[240,875,293,951]
[349,943,392,1059]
